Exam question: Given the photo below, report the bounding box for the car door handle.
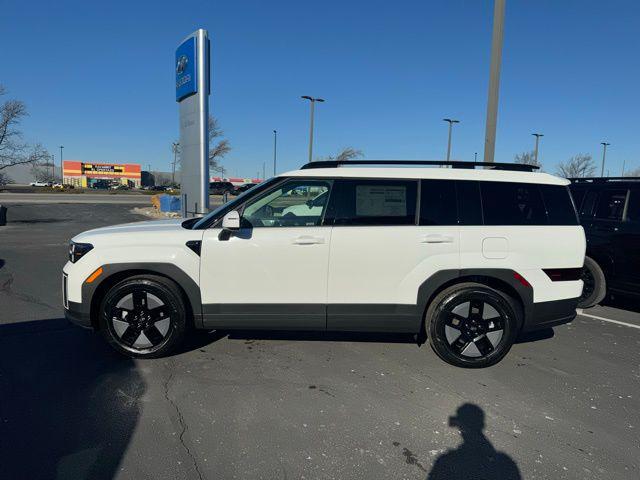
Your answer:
[420,234,454,244]
[292,235,325,245]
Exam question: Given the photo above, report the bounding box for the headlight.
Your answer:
[69,242,93,263]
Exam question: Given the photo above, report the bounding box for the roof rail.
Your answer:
[300,160,540,172]
[569,177,640,183]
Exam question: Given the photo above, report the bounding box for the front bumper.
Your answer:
[65,301,93,329]
[522,297,579,332]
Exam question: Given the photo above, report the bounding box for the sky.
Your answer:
[1,0,639,177]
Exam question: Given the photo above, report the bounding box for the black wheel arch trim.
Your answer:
[81,263,203,329]
[417,268,533,332]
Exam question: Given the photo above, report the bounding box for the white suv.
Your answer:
[63,160,585,367]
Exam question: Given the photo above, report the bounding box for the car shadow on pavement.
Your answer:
[426,403,521,480]
[0,318,144,480]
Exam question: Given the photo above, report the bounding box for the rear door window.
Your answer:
[627,189,640,222]
[326,179,418,226]
[480,182,547,225]
[580,190,598,218]
[595,189,628,221]
[539,185,579,225]
[456,180,483,225]
[419,180,457,225]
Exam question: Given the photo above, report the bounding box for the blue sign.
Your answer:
[175,37,197,101]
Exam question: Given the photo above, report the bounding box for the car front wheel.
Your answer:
[425,282,520,368]
[99,275,187,358]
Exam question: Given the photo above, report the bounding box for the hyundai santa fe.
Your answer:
[63,160,585,368]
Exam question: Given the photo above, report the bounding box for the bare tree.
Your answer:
[0,85,50,170]
[30,159,59,183]
[208,116,231,172]
[556,154,597,178]
[319,147,364,162]
[0,171,14,185]
[624,166,640,177]
[514,151,541,169]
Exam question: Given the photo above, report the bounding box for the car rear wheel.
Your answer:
[99,275,187,358]
[577,256,607,308]
[425,283,520,368]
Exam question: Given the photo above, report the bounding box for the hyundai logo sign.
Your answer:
[176,55,188,74]
[175,37,197,101]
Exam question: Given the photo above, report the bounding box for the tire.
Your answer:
[99,275,188,358]
[578,256,606,308]
[425,282,520,368]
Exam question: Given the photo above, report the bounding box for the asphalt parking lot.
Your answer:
[1,202,638,480]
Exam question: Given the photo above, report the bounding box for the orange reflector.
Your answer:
[85,267,103,284]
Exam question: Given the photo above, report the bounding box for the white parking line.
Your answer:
[576,309,640,330]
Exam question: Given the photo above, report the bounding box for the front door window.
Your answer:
[242,180,331,227]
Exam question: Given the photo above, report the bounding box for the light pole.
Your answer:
[171,142,179,184]
[301,96,324,162]
[600,142,610,177]
[443,118,460,161]
[622,159,626,177]
[483,0,506,163]
[532,133,544,165]
[273,130,277,176]
[59,146,64,182]
[262,162,266,180]
[51,154,55,181]
[474,152,478,162]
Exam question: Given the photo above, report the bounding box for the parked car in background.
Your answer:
[232,183,258,195]
[29,181,51,187]
[209,181,236,196]
[569,177,640,307]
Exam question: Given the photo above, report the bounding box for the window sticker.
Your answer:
[355,185,407,217]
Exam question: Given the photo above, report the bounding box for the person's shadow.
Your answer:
[428,403,521,480]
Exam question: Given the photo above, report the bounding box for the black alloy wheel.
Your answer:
[426,283,520,368]
[100,275,187,358]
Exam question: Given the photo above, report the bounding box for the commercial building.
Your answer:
[63,161,141,188]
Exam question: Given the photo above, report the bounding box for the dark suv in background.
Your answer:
[569,177,640,307]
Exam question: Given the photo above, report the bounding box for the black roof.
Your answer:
[300,160,540,172]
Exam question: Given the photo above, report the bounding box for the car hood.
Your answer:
[72,218,186,243]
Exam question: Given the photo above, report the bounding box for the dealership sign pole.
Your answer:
[176,29,210,217]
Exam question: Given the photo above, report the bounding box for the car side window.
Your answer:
[326,179,418,226]
[456,180,483,225]
[242,180,331,227]
[580,190,598,218]
[627,189,640,222]
[480,181,547,225]
[420,180,457,225]
[594,189,627,221]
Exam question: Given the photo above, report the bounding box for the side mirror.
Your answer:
[222,210,240,230]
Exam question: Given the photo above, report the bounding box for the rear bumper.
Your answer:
[65,301,93,329]
[522,297,578,332]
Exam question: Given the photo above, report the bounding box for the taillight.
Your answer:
[513,272,531,288]
[543,268,582,282]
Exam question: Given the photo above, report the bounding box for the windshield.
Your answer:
[191,177,280,229]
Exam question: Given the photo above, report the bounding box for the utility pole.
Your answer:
[59,146,64,182]
[622,159,626,177]
[532,133,544,165]
[600,142,610,177]
[301,96,325,162]
[51,154,55,181]
[262,162,266,180]
[273,130,277,176]
[483,0,506,163]
[443,118,460,161]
